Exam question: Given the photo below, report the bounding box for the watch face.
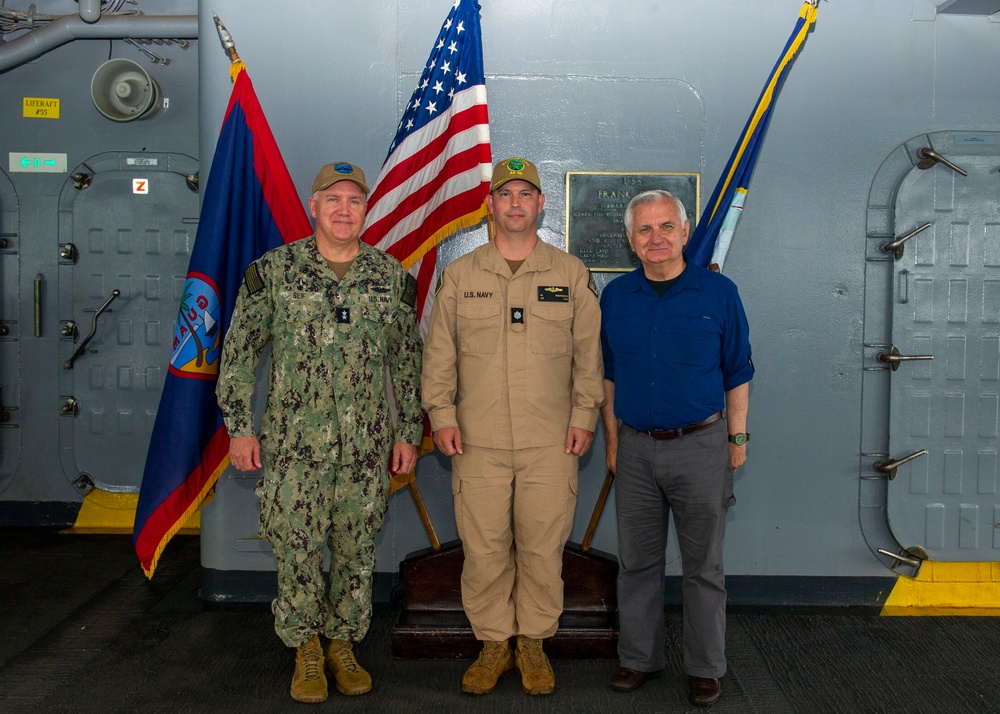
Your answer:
[730,433,747,446]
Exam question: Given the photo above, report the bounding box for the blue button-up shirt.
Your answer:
[600,263,753,431]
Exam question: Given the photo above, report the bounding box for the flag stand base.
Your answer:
[390,540,619,659]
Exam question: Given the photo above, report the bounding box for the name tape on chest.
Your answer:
[537,285,569,302]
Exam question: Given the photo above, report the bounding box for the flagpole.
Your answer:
[212,13,245,82]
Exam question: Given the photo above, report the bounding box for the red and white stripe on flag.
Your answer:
[362,0,491,333]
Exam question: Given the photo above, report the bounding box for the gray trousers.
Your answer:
[614,419,733,679]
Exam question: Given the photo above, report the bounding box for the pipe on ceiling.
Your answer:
[0,14,198,73]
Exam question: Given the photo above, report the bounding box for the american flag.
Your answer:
[362,0,491,332]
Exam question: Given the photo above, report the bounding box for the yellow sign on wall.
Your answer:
[23,97,60,119]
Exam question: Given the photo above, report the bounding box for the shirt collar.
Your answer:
[628,262,702,296]
[301,236,377,285]
[477,238,553,276]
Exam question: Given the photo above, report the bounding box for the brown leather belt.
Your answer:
[631,411,724,441]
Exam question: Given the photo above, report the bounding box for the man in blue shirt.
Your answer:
[599,189,753,708]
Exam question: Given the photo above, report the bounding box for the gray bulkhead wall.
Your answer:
[196,0,1000,590]
[196,1,1000,591]
[0,1,199,517]
[2,0,996,593]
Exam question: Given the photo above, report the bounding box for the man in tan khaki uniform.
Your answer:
[422,157,604,696]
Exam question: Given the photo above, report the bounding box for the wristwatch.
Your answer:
[728,432,750,446]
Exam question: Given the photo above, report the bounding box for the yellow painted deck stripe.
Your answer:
[64,489,200,535]
[881,561,1000,616]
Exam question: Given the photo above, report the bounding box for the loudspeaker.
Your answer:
[90,58,160,122]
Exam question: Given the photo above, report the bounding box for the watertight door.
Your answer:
[57,152,198,492]
[888,142,1000,561]
[0,169,19,495]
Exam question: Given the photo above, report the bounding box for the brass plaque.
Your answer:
[565,171,699,271]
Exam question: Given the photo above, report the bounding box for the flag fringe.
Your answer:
[400,204,487,271]
[141,455,231,579]
[229,60,246,85]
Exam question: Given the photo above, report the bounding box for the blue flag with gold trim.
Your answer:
[687,1,818,271]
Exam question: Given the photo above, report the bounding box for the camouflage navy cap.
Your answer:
[490,157,541,192]
[311,162,369,194]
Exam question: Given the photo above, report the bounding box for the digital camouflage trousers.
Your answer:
[257,453,388,647]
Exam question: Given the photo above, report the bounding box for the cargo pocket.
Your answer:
[254,474,282,543]
[451,473,466,540]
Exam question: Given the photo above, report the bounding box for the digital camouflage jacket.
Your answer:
[217,237,422,468]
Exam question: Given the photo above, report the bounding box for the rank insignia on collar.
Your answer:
[335,307,351,323]
[511,307,524,324]
[537,285,569,302]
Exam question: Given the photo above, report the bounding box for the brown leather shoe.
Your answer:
[688,676,721,707]
[609,666,663,692]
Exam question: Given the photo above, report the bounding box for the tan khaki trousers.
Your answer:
[452,443,578,641]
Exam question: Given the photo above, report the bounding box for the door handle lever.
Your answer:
[881,222,931,260]
[876,346,934,372]
[874,449,928,480]
[917,147,968,177]
[64,289,120,369]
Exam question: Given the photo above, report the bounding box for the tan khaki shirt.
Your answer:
[422,239,604,449]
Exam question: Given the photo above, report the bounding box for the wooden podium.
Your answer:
[391,540,619,659]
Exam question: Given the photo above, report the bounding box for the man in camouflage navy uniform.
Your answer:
[216,162,422,704]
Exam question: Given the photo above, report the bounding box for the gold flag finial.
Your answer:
[212,13,245,82]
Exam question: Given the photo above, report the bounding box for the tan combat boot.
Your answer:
[290,635,328,703]
[461,639,515,694]
[514,635,555,695]
[326,639,372,695]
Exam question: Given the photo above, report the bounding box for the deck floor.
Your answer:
[2,528,999,713]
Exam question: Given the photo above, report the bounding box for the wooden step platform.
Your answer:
[391,540,619,659]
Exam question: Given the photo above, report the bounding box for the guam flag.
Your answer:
[133,67,312,577]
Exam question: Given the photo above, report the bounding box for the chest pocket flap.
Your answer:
[457,301,502,354]
[529,302,573,355]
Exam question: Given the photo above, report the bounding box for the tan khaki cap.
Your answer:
[490,157,541,192]
[312,162,370,194]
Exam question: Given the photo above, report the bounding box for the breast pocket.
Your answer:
[457,302,502,354]
[358,304,393,356]
[663,314,721,366]
[605,313,645,356]
[277,293,327,347]
[529,302,573,355]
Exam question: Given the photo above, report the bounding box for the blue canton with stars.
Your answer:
[387,0,486,158]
